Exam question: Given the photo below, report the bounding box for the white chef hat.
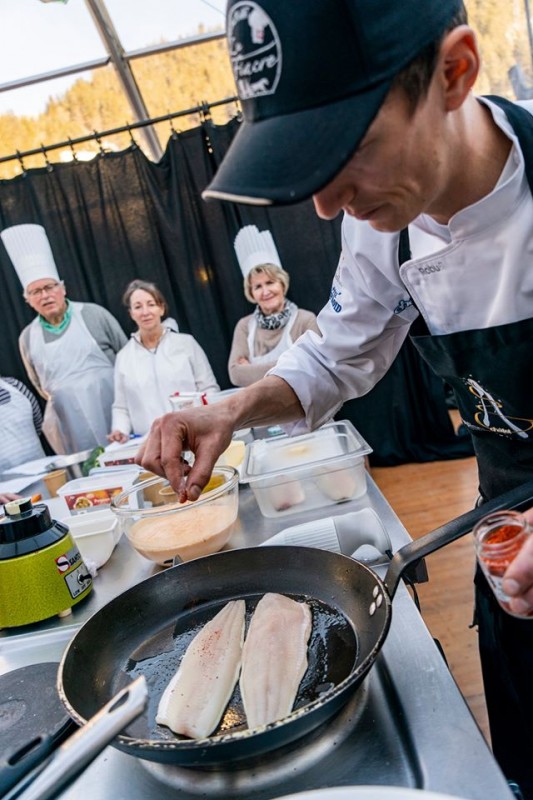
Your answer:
[1,224,60,290]
[234,225,282,278]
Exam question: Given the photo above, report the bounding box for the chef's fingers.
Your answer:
[502,533,533,616]
[184,442,221,501]
[157,413,189,495]
[135,417,167,477]
[523,507,533,526]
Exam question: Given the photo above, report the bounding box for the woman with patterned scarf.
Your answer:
[228,261,319,387]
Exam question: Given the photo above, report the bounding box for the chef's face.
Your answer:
[250,271,286,315]
[312,84,452,232]
[311,26,481,231]
[25,279,67,320]
[129,289,164,332]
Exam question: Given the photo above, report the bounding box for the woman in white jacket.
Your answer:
[108,280,219,442]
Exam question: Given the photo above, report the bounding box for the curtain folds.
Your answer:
[0,117,472,465]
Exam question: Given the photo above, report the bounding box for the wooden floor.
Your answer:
[371,427,491,744]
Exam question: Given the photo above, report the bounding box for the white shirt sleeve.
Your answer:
[270,220,411,433]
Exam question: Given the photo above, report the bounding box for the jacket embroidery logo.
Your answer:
[461,377,531,439]
[418,262,442,275]
[329,285,342,313]
[228,3,282,100]
[394,297,413,314]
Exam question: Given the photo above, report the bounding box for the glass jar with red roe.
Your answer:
[473,510,533,618]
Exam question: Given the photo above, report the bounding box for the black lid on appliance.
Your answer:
[0,498,68,559]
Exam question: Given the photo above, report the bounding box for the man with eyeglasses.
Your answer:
[1,224,127,455]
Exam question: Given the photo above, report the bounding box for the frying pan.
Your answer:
[58,480,533,767]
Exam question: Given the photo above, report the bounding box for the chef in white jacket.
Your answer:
[108,279,220,442]
[1,224,127,455]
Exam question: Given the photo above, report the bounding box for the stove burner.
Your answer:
[0,663,72,747]
[140,682,368,796]
[0,662,77,797]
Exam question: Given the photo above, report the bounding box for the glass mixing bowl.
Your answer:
[110,466,239,566]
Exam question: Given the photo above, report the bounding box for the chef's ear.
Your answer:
[439,25,479,112]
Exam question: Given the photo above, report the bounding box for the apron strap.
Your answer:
[398,227,411,267]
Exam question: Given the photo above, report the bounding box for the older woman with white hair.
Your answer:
[228,227,319,387]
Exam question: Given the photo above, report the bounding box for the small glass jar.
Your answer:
[473,510,532,618]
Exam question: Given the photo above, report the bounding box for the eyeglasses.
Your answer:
[26,282,62,299]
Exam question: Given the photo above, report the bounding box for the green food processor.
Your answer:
[0,497,93,628]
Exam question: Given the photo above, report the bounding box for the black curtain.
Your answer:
[0,117,472,465]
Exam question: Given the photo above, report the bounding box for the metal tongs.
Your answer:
[3,677,147,800]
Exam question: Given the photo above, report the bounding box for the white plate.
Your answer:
[272,789,467,800]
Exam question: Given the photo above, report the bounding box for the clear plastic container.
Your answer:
[97,442,142,467]
[168,391,208,411]
[240,420,372,518]
[56,471,139,516]
[473,509,532,618]
[110,466,239,566]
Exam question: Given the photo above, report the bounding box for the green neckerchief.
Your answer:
[39,300,72,335]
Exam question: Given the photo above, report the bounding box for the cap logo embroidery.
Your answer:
[228,2,282,100]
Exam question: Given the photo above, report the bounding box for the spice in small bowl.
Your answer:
[110,467,239,566]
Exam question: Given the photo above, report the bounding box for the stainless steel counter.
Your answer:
[0,478,514,799]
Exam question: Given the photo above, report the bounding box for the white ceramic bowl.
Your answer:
[110,466,239,566]
[60,510,120,569]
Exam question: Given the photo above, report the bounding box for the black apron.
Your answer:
[400,97,533,797]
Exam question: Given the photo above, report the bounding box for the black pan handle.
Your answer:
[384,479,533,598]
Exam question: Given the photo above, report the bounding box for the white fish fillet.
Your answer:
[156,599,245,738]
[240,593,312,729]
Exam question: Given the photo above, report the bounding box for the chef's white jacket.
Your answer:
[271,98,533,433]
[112,329,220,436]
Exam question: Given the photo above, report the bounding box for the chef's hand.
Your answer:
[136,404,235,502]
[136,376,304,501]
[107,430,130,444]
[501,507,533,616]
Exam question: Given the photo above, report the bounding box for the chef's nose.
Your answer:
[312,187,344,221]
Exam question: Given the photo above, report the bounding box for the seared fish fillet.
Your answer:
[240,593,312,729]
[156,599,245,738]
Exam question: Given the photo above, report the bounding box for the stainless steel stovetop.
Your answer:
[0,479,515,800]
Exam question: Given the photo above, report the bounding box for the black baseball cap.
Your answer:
[203,0,463,206]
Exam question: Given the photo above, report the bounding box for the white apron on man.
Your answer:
[0,378,45,471]
[28,302,114,454]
